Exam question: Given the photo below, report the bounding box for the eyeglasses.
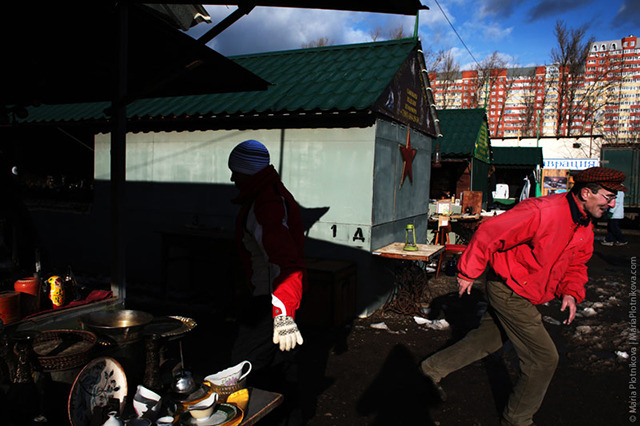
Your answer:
[595,191,616,203]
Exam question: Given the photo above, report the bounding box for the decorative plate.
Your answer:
[68,356,128,426]
[179,403,240,425]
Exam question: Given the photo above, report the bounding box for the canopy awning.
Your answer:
[492,147,544,168]
[1,3,270,109]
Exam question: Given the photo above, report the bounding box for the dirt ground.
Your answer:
[302,227,637,426]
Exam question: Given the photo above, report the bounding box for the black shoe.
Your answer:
[431,378,447,402]
[419,367,447,402]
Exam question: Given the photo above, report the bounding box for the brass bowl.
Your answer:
[206,378,246,403]
[82,309,154,345]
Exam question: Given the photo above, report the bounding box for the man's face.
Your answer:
[230,171,251,188]
[582,187,616,219]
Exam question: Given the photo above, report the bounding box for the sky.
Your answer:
[186,0,640,70]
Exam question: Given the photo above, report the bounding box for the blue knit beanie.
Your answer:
[228,140,270,175]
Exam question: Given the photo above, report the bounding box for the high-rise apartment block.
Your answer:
[428,35,640,142]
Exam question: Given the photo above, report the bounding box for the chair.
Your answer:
[435,244,467,279]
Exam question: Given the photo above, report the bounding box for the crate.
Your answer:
[297,258,357,328]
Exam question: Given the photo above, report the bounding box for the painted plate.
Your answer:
[179,403,240,425]
[68,356,128,426]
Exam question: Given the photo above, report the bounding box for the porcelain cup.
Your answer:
[155,416,174,426]
[188,391,218,419]
[132,385,162,418]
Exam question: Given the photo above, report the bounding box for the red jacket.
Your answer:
[457,193,593,304]
[233,165,306,318]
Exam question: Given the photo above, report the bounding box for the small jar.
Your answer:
[102,411,123,426]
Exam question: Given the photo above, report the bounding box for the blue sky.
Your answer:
[187,0,640,70]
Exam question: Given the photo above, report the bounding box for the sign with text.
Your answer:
[474,123,490,163]
[373,52,436,136]
[544,158,600,170]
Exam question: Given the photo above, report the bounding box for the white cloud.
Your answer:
[189,6,417,55]
[447,46,467,63]
[483,22,513,40]
[418,5,462,51]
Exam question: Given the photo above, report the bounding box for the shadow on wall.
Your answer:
[24,180,398,317]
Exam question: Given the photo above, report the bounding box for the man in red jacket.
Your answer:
[420,167,627,426]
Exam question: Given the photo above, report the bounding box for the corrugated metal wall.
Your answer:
[602,146,640,207]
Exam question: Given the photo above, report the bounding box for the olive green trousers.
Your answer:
[420,280,559,426]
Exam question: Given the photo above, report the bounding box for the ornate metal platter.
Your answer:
[143,316,197,340]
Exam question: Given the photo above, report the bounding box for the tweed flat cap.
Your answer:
[573,167,627,192]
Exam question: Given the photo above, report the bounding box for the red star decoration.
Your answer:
[399,127,417,187]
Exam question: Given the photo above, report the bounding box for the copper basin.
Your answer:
[82,309,154,345]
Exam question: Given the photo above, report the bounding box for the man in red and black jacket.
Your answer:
[420,167,627,426]
[228,139,307,425]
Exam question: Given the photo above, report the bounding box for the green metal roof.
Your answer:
[434,108,488,157]
[492,147,543,167]
[20,38,420,124]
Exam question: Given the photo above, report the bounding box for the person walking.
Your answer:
[602,190,628,246]
[419,167,627,426]
[228,139,307,425]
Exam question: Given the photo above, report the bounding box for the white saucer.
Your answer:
[179,403,238,425]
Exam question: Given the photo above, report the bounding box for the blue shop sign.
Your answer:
[543,158,600,170]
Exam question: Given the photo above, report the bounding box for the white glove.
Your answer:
[273,315,304,351]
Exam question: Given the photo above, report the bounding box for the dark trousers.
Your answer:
[231,296,303,426]
[605,218,627,243]
[420,280,559,426]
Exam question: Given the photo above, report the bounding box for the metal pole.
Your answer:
[197,3,255,46]
[111,2,128,301]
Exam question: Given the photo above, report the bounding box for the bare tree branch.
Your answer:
[388,26,407,40]
[429,50,460,109]
[301,37,333,48]
[370,27,382,42]
[548,20,594,136]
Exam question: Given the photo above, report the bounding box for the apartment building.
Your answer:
[585,35,640,140]
[428,35,640,142]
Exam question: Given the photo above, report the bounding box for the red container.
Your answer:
[14,277,41,316]
[0,291,21,324]
[14,277,40,296]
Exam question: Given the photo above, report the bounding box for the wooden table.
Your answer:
[373,243,445,315]
[241,388,284,425]
[372,242,444,262]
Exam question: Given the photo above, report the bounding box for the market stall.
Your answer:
[490,146,543,207]
[430,108,492,208]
